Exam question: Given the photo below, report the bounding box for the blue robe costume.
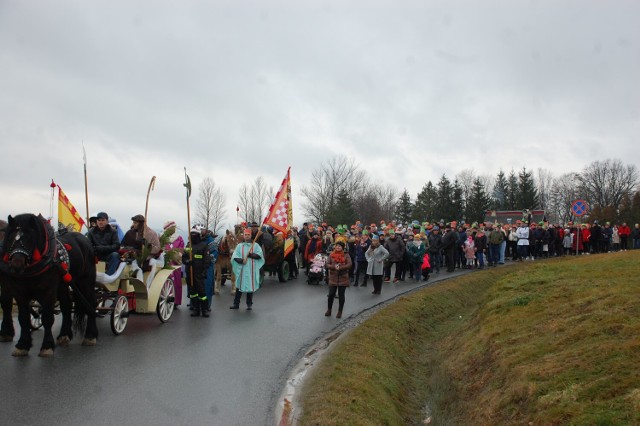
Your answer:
[231,242,265,293]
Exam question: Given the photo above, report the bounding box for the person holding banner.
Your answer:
[230,227,265,310]
[87,212,121,275]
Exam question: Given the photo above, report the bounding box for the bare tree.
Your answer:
[195,177,227,235]
[548,173,579,224]
[377,183,398,222]
[536,168,554,212]
[301,156,367,223]
[237,176,273,224]
[576,159,639,209]
[455,169,477,204]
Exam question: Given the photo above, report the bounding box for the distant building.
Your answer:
[483,210,546,225]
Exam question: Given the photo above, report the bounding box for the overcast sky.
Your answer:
[1,0,639,232]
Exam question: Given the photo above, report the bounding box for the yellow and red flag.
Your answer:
[58,184,85,232]
[263,167,294,257]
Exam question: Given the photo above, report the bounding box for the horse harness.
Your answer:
[1,219,72,282]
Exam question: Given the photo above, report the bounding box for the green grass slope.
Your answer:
[299,252,640,425]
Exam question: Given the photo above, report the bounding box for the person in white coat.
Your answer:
[515,221,530,261]
[365,234,389,295]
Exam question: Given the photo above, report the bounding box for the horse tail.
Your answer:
[73,307,87,334]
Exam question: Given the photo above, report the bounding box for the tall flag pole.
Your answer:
[57,182,86,232]
[83,142,90,229]
[49,179,56,221]
[184,167,194,290]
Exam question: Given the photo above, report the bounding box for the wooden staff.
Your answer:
[142,176,156,240]
[83,143,90,230]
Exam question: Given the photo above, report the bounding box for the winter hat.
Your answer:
[131,214,145,222]
[97,212,109,220]
[371,234,380,240]
[163,220,177,230]
[362,230,369,236]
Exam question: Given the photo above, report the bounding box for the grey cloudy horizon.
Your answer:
[1,0,639,232]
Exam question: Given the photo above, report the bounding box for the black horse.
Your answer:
[0,213,98,357]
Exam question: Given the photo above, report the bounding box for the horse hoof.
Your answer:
[0,335,14,343]
[82,338,97,346]
[38,348,54,357]
[12,348,29,357]
[57,336,71,346]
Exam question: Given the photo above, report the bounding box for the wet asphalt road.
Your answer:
[0,268,465,425]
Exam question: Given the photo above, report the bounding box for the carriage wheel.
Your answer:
[156,277,175,323]
[110,295,129,335]
[278,262,290,282]
[30,305,43,330]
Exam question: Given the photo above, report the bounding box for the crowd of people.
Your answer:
[289,218,640,318]
[83,214,640,321]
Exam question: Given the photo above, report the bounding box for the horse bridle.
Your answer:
[6,227,33,263]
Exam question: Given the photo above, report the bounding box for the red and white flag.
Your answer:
[263,167,292,236]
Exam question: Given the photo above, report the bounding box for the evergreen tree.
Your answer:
[465,177,492,223]
[630,191,640,226]
[492,170,509,210]
[452,180,465,222]
[435,174,456,221]
[413,182,437,222]
[506,169,519,210]
[325,188,356,226]
[618,193,633,225]
[395,189,413,225]
[517,167,539,210]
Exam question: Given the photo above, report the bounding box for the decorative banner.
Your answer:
[58,184,85,232]
[263,167,292,236]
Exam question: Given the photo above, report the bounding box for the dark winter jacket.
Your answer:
[590,224,603,243]
[384,236,406,262]
[474,232,487,251]
[356,238,371,262]
[441,230,458,251]
[183,239,212,279]
[87,225,120,257]
[428,232,442,254]
[406,241,426,264]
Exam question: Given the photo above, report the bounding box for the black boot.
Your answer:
[201,298,210,317]
[230,290,241,309]
[327,294,334,314]
[190,299,201,317]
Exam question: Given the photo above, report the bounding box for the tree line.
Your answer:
[300,157,640,227]
[190,157,639,234]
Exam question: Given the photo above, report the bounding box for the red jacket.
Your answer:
[304,238,323,262]
[619,225,631,237]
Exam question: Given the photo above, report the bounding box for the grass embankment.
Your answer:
[298,252,640,425]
